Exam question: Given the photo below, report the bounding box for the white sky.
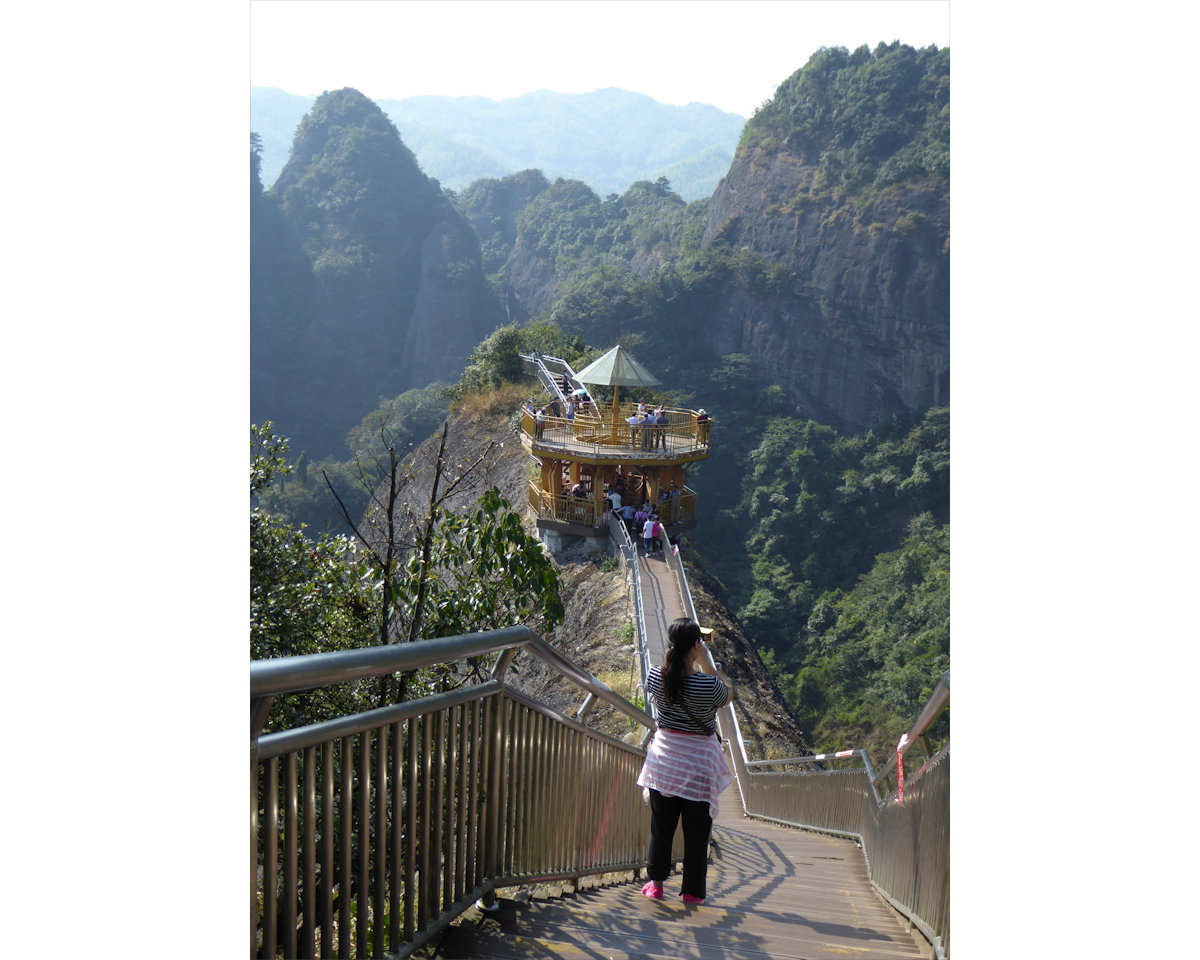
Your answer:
[251,0,950,117]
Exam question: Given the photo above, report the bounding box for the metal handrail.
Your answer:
[607,513,654,728]
[518,352,592,408]
[668,553,950,958]
[661,536,696,622]
[871,669,950,793]
[251,625,666,959]
[251,626,655,733]
[521,409,709,460]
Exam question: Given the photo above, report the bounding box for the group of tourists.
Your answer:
[626,404,671,451]
[612,498,667,557]
[528,395,710,452]
[657,482,682,521]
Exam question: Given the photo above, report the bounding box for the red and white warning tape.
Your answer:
[811,749,856,761]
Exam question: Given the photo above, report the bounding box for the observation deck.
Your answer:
[518,403,712,542]
[517,347,712,551]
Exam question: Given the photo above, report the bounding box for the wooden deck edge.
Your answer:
[739,812,941,960]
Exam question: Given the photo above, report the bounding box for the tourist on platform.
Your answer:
[627,412,641,446]
[637,618,732,904]
[640,413,654,451]
[655,408,670,450]
[695,409,710,446]
[535,408,546,439]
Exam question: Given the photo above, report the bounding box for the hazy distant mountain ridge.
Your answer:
[251,86,745,202]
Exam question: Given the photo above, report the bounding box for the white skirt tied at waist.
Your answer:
[636,728,733,818]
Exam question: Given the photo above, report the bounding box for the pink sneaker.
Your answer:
[681,893,705,905]
[641,881,663,899]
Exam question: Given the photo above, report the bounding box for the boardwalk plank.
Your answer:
[435,813,924,960]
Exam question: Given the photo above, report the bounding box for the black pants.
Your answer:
[646,789,712,899]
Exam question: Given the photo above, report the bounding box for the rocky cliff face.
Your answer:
[501,236,562,324]
[404,217,503,385]
[252,88,500,457]
[701,149,949,432]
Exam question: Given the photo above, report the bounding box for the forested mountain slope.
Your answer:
[251,88,501,458]
[485,43,949,436]
[700,42,949,432]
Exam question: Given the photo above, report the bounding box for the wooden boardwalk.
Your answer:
[635,550,683,663]
[433,556,924,959]
[435,806,924,959]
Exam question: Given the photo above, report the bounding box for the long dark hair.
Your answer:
[661,618,701,701]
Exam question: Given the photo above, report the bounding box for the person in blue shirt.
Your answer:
[655,408,669,450]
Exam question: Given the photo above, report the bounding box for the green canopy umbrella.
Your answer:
[573,346,662,445]
[573,345,660,420]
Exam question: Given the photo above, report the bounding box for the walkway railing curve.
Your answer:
[665,548,951,958]
[251,627,662,960]
[717,669,950,959]
[607,513,652,714]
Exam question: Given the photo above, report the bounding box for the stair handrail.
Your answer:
[608,513,654,731]
[667,549,948,957]
[869,668,950,794]
[518,352,597,411]
[661,534,696,623]
[252,623,666,959]
[251,624,655,739]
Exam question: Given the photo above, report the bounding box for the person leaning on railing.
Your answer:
[636,618,733,905]
[655,407,669,449]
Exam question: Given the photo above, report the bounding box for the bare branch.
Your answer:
[433,439,497,508]
[322,468,384,564]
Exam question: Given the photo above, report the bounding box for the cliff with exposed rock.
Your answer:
[698,43,950,432]
[251,88,502,457]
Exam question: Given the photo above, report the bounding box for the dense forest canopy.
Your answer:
[740,41,949,197]
[275,88,440,280]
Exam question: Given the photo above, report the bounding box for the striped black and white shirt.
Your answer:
[647,665,727,735]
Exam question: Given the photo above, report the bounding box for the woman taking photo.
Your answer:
[636,618,733,904]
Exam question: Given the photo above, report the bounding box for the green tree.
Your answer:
[324,422,564,704]
[250,424,378,731]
